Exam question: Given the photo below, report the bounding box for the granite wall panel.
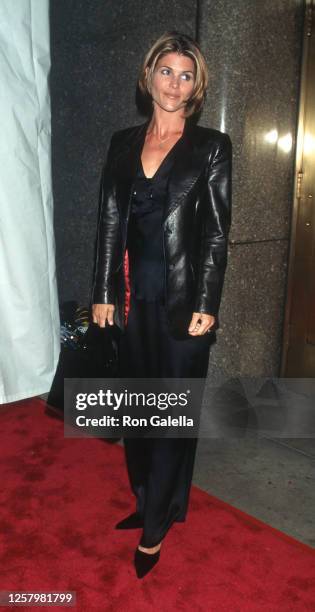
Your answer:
[198,0,304,376]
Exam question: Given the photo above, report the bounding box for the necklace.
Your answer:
[157,135,172,147]
[147,128,184,148]
[157,135,173,149]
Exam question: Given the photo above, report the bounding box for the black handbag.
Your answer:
[46,301,120,415]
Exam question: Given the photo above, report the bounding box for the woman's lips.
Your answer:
[165,94,180,99]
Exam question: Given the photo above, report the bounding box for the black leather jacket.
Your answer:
[91,118,232,340]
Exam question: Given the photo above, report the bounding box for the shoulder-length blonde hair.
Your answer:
[138,31,209,118]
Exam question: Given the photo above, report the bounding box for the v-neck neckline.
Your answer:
[140,132,184,180]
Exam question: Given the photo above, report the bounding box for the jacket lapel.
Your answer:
[162,120,208,224]
[114,120,149,180]
[113,120,148,219]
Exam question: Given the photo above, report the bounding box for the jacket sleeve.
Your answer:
[194,133,232,317]
[91,132,121,305]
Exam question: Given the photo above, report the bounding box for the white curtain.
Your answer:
[0,0,60,403]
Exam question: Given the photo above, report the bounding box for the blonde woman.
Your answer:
[92,31,232,578]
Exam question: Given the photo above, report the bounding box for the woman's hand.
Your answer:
[92,303,115,328]
[188,312,215,336]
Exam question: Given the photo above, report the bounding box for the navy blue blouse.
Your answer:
[126,138,182,302]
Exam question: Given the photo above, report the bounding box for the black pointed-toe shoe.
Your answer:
[134,546,161,579]
[115,512,144,530]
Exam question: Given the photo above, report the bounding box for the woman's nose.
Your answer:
[170,75,180,88]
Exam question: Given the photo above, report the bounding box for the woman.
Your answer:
[92,31,232,578]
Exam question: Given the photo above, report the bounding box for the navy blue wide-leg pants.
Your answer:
[118,295,212,547]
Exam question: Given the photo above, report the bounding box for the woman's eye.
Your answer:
[159,69,193,81]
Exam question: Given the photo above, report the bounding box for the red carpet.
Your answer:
[0,397,315,612]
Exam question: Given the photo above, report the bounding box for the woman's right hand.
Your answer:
[92,303,115,328]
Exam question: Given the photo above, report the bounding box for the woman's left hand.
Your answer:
[188,312,216,336]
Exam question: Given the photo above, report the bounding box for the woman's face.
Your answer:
[147,52,196,114]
